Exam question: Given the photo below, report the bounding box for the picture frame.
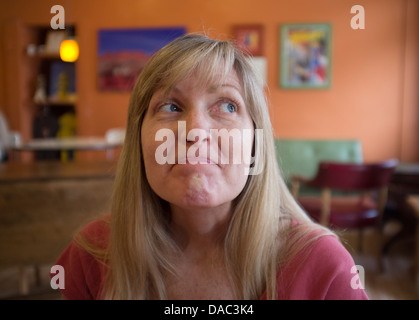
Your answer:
[233,25,264,56]
[279,23,332,89]
[97,27,186,91]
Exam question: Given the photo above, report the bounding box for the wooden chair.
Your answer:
[291,159,398,264]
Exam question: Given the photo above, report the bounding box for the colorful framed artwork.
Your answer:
[279,23,332,89]
[233,25,264,56]
[97,27,186,91]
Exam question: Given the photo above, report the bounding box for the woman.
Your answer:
[55,34,368,300]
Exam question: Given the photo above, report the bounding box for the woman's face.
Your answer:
[141,68,254,211]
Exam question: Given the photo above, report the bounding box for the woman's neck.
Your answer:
[169,203,232,253]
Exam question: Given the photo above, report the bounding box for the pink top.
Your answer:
[53,217,369,300]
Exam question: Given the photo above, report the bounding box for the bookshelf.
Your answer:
[3,22,77,161]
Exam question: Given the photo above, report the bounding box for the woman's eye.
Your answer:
[220,102,237,113]
[160,103,181,112]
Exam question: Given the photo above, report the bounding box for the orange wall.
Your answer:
[0,0,418,162]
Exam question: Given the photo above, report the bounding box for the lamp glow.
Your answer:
[60,39,79,62]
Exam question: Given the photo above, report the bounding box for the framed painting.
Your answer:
[233,25,264,56]
[97,27,186,91]
[279,23,332,89]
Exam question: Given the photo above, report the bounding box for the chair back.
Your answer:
[308,159,398,191]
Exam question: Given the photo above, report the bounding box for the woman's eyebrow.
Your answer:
[169,83,243,95]
[208,83,243,94]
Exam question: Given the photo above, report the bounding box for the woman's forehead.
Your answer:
[158,67,244,97]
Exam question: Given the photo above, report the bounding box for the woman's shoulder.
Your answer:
[287,221,351,264]
[77,214,111,250]
[52,215,111,299]
[303,232,355,273]
[277,223,368,299]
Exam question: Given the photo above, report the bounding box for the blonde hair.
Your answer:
[83,34,332,299]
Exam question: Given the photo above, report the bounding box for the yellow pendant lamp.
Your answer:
[60,26,79,62]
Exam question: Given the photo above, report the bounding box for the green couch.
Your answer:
[275,139,363,194]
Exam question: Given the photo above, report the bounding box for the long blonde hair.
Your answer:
[86,34,331,299]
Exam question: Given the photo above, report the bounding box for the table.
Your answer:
[384,162,419,237]
[0,159,118,182]
[13,137,122,151]
[12,136,124,160]
[406,195,419,298]
[0,160,117,296]
[394,162,419,182]
[383,163,419,297]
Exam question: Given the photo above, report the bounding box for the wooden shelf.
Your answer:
[35,96,77,106]
[36,51,61,59]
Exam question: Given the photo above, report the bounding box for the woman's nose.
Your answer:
[183,108,211,143]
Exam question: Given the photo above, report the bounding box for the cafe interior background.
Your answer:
[0,0,418,299]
